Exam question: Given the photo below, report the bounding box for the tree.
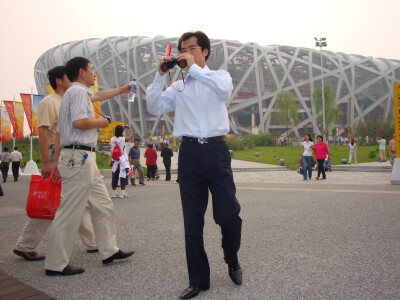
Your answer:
[274,91,299,142]
[312,83,342,135]
[353,116,394,142]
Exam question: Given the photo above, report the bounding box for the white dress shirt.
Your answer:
[146,64,233,138]
[57,82,97,147]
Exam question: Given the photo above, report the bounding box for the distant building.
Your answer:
[34,36,400,138]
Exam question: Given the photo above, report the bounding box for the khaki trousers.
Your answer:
[45,149,119,271]
[15,146,97,252]
[130,158,144,184]
[15,206,97,252]
[379,150,386,162]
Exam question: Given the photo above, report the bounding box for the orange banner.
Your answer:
[14,102,24,139]
[20,93,33,134]
[46,83,55,95]
[32,95,43,136]
[90,76,101,118]
[1,106,12,141]
[3,101,17,137]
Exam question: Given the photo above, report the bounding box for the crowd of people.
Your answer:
[8,31,242,300]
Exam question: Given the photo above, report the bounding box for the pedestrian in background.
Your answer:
[0,147,10,183]
[109,125,133,198]
[161,142,173,181]
[144,144,157,181]
[128,138,145,186]
[376,136,387,162]
[301,134,314,180]
[314,135,330,180]
[389,134,396,167]
[348,139,358,165]
[10,146,24,182]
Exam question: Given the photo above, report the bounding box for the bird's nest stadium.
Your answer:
[34,36,400,139]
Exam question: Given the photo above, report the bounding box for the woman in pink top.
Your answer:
[314,135,330,180]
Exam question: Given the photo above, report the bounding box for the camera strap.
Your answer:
[168,69,185,92]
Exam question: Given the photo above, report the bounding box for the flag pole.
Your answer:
[12,95,15,149]
[23,89,39,175]
[0,100,2,153]
[30,87,33,161]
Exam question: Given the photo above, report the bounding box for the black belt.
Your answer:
[181,136,226,144]
[64,145,96,152]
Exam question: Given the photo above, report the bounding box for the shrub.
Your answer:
[368,151,377,158]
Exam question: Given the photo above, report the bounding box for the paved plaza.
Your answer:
[0,157,399,299]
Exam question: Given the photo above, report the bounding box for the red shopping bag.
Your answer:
[26,175,61,220]
[129,165,134,177]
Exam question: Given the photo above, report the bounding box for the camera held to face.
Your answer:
[161,58,187,72]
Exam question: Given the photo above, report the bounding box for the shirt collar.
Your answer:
[187,64,210,78]
[71,82,93,96]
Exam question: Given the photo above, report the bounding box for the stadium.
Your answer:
[34,36,400,139]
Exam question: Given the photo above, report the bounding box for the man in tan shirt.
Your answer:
[14,66,131,261]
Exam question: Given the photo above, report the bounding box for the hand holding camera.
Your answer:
[160,58,187,72]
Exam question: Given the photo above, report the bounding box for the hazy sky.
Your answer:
[0,0,399,101]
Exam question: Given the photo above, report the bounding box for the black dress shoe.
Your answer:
[228,265,242,285]
[102,249,134,264]
[179,286,208,299]
[139,182,145,185]
[45,264,85,276]
[13,249,45,261]
[86,249,99,253]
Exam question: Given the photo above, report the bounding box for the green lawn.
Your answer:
[5,138,382,172]
[231,145,382,170]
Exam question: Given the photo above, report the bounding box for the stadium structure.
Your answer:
[34,36,400,139]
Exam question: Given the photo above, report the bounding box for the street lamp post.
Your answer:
[314,37,327,135]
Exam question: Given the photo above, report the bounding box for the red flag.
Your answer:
[3,101,17,137]
[20,93,33,135]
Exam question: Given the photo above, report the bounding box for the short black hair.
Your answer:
[147,144,153,148]
[14,146,18,150]
[114,125,124,137]
[178,31,211,61]
[317,135,323,141]
[65,57,91,82]
[134,138,140,142]
[3,147,8,152]
[47,66,66,90]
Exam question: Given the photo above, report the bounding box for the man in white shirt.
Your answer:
[377,136,387,162]
[9,146,23,182]
[147,31,242,299]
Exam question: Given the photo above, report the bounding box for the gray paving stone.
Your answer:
[0,159,399,299]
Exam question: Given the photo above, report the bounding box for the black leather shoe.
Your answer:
[179,286,208,299]
[228,265,242,285]
[139,182,145,185]
[13,249,45,261]
[86,249,99,253]
[102,249,134,264]
[45,264,84,276]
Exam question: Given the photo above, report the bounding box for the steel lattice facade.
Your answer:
[34,36,400,139]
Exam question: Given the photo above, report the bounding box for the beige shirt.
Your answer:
[10,150,22,162]
[37,92,62,146]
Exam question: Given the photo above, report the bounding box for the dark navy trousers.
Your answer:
[178,141,242,289]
